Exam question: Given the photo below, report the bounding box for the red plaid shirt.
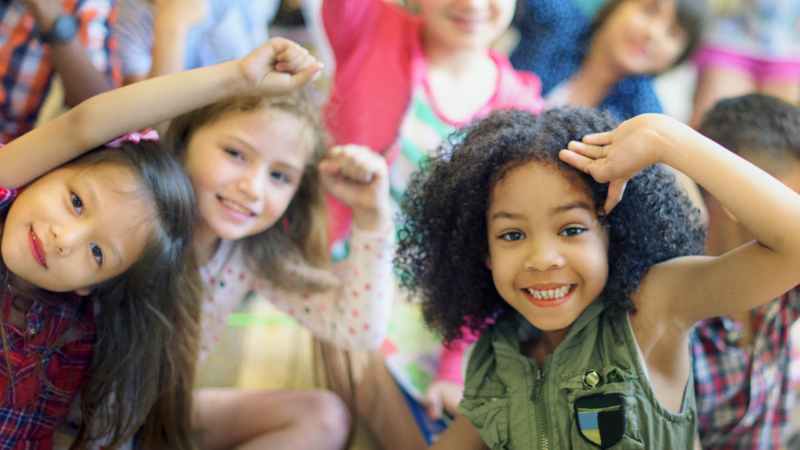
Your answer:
[0,187,97,450]
[0,0,121,143]
[692,287,800,450]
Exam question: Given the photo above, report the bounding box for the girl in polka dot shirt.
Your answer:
[161,91,395,449]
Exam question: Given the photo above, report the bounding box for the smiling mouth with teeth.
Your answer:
[525,284,574,300]
[217,195,255,217]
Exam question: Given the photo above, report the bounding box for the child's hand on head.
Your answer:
[319,145,391,234]
[559,114,683,213]
[423,380,464,421]
[238,38,323,98]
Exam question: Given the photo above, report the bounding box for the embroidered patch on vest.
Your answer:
[574,394,625,449]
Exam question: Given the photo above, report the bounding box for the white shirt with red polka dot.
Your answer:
[198,226,394,362]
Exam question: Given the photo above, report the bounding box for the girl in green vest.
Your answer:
[395,107,800,449]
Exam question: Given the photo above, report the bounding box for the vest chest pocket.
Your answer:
[561,372,645,450]
[459,388,511,450]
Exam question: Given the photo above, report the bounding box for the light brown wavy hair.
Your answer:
[0,142,201,450]
[166,89,330,290]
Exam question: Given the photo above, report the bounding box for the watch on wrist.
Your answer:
[39,15,78,44]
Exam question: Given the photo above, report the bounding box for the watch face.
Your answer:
[41,15,78,44]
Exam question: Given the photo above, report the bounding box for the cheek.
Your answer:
[189,160,233,197]
[583,240,610,290]
[254,186,299,231]
[658,38,685,65]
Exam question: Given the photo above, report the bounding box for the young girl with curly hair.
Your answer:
[396,107,800,449]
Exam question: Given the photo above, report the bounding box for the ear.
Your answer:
[74,286,94,296]
[485,252,492,270]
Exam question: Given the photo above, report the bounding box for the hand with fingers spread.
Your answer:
[238,37,323,97]
[320,145,392,233]
[558,114,677,213]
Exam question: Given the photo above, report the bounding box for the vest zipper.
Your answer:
[535,368,549,450]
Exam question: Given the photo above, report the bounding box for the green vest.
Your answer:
[458,298,696,450]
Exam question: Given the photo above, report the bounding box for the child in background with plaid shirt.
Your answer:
[0,0,120,143]
[691,93,800,450]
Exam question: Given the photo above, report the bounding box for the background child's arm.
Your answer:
[0,37,321,189]
[561,114,800,326]
[21,0,115,106]
[144,0,208,83]
[430,415,489,450]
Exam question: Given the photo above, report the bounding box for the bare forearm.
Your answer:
[50,40,114,105]
[148,17,190,79]
[658,119,800,257]
[25,0,113,104]
[0,61,248,187]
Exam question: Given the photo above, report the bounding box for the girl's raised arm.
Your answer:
[560,114,800,326]
[0,37,322,189]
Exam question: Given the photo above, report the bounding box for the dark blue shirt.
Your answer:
[510,0,663,120]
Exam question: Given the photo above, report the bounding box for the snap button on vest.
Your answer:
[583,370,603,389]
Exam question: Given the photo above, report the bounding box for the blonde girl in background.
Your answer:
[160,53,395,450]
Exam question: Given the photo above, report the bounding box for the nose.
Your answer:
[644,16,671,42]
[236,166,266,202]
[456,0,488,10]
[523,239,565,272]
[50,220,88,257]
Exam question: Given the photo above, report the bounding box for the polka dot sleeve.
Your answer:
[254,226,394,350]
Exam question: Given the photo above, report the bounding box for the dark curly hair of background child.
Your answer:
[395,107,706,342]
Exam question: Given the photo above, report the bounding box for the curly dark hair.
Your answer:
[395,107,706,342]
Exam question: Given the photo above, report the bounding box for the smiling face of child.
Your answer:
[183,109,313,247]
[419,0,516,51]
[485,161,609,333]
[592,0,689,76]
[1,164,154,295]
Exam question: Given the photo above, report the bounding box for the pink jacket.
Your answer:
[322,0,545,244]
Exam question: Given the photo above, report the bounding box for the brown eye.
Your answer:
[91,243,103,265]
[71,193,83,214]
[500,231,524,241]
[560,227,586,237]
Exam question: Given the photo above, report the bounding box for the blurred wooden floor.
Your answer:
[196,295,382,450]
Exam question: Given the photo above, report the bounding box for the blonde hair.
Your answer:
[166,89,330,291]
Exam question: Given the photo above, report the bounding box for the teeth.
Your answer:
[526,285,572,300]
[221,197,252,216]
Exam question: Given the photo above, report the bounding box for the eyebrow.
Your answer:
[76,177,124,269]
[491,211,526,221]
[225,136,304,173]
[551,201,594,215]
